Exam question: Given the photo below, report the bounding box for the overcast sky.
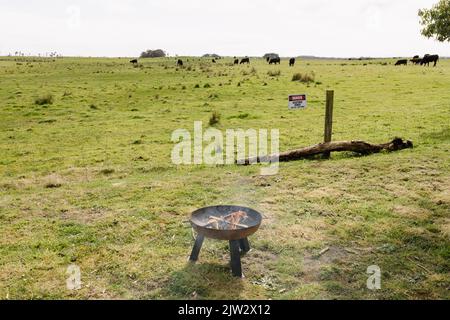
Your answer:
[1,0,448,57]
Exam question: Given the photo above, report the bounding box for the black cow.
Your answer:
[234,59,239,65]
[240,57,250,64]
[410,57,422,65]
[289,58,296,67]
[420,54,439,67]
[177,59,183,67]
[130,59,138,64]
[212,59,216,63]
[269,57,281,65]
[395,59,407,66]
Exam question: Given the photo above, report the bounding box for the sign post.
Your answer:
[323,90,334,159]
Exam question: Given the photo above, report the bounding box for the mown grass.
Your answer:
[0,56,449,299]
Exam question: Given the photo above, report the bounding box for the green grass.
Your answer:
[0,56,449,299]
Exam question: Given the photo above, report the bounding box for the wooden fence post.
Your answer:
[323,90,334,159]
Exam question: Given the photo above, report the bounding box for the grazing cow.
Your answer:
[289,58,296,67]
[212,59,216,63]
[234,59,239,65]
[177,59,183,67]
[395,59,407,66]
[268,57,281,65]
[240,57,250,64]
[130,59,138,64]
[410,57,422,65]
[420,54,439,67]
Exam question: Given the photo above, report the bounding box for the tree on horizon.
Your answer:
[419,0,450,42]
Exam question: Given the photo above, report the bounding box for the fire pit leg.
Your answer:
[229,240,243,277]
[189,234,205,262]
[239,238,250,253]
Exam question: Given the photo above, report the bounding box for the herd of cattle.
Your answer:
[130,54,440,68]
[395,54,439,67]
[130,56,297,67]
[230,56,297,66]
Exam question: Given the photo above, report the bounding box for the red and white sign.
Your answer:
[288,94,307,109]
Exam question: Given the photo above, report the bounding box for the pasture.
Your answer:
[0,56,449,299]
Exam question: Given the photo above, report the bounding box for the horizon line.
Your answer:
[1,54,448,59]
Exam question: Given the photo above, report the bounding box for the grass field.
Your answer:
[0,56,449,299]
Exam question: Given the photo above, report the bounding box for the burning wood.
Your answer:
[205,211,249,230]
[225,211,248,229]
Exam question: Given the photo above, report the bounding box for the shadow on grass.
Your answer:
[163,262,245,300]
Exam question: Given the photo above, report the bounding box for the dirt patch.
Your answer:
[60,207,111,224]
[300,246,349,283]
[249,249,278,263]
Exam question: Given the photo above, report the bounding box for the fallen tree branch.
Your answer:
[239,138,413,164]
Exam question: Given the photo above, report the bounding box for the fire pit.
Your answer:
[189,205,262,277]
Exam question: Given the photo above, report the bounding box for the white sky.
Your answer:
[1,0,449,57]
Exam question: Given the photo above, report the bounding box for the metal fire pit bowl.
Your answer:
[190,205,262,241]
[189,205,263,277]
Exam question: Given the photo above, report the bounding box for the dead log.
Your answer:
[239,138,413,164]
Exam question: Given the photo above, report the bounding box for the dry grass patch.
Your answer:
[292,72,315,83]
[60,207,111,224]
[439,218,450,237]
[392,205,431,219]
[301,246,349,283]
[34,94,54,105]
[259,217,329,249]
[433,189,450,205]
[306,187,344,199]
[43,174,64,189]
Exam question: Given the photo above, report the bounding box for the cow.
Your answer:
[130,59,138,64]
[395,59,407,66]
[420,54,439,67]
[410,56,422,65]
[212,59,216,63]
[177,59,183,67]
[240,57,250,64]
[289,58,296,67]
[234,59,239,65]
[268,57,281,65]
